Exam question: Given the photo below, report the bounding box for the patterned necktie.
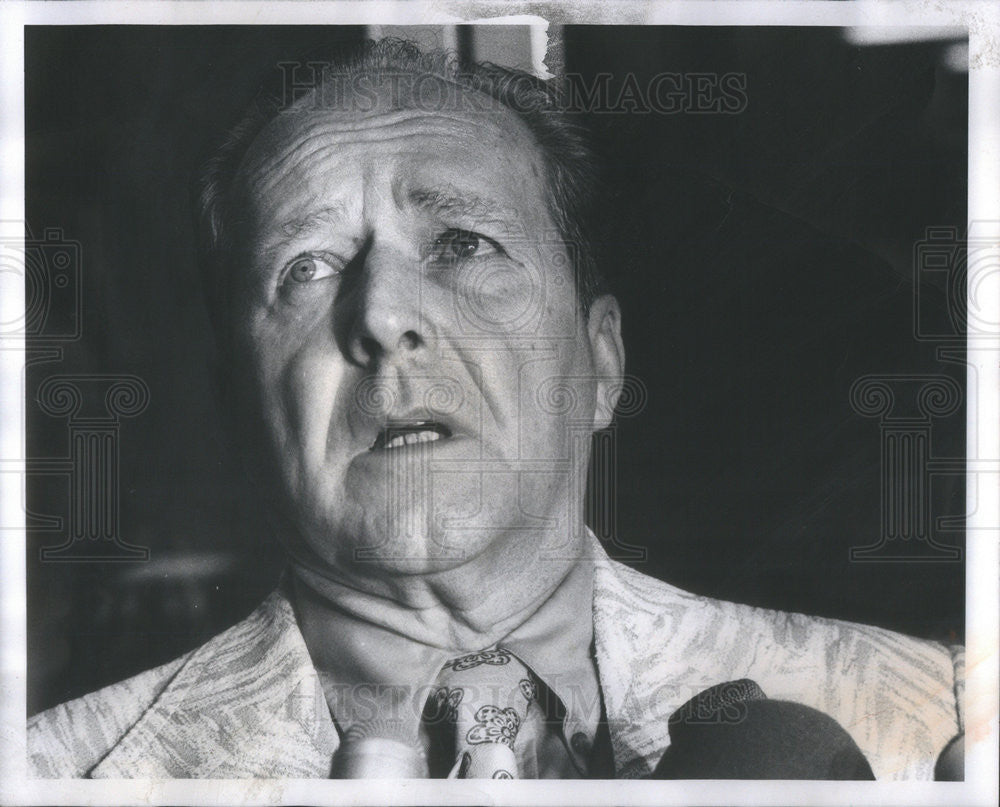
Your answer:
[424,648,539,779]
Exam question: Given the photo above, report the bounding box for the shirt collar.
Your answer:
[290,558,599,740]
[501,558,600,737]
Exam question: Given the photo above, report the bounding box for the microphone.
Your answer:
[652,679,876,779]
[933,732,963,781]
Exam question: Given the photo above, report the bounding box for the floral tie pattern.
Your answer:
[467,705,520,746]
[429,646,537,778]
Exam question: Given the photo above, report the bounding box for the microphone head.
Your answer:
[655,680,876,780]
[934,733,963,781]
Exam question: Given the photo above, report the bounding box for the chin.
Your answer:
[315,507,490,576]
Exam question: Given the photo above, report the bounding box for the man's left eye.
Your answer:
[432,229,500,261]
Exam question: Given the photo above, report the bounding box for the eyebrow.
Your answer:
[261,190,515,261]
[258,204,354,262]
[277,204,350,239]
[407,187,516,223]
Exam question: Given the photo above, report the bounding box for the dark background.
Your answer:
[25,26,967,715]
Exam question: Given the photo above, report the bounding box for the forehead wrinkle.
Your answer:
[241,106,530,198]
[238,106,550,255]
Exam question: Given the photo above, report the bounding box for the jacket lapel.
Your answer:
[591,546,733,779]
[592,551,669,778]
[91,587,339,778]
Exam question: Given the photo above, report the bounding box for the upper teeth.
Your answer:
[385,430,443,449]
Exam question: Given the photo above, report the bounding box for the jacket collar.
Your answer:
[91,582,339,778]
[591,550,681,778]
[92,543,681,779]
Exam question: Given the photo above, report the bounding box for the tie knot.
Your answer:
[433,648,537,728]
[438,648,533,693]
[444,648,522,674]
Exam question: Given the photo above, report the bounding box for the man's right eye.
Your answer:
[281,255,340,286]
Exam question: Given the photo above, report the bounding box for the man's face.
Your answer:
[228,77,623,582]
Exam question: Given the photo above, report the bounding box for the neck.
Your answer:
[290,533,587,652]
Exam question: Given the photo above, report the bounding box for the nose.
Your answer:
[342,240,435,369]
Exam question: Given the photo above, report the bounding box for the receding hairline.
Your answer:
[229,78,554,240]
[237,68,547,179]
[290,66,514,115]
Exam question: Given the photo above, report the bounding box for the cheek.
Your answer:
[230,321,288,415]
[232,308,345,437]
[273,329,350,440]
[450,258,551,335]
[237,288,333,381]
[519,330,599,426]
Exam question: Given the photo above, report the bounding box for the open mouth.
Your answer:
[369,421,453,451]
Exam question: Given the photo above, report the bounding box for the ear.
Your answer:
[586,294,626,431]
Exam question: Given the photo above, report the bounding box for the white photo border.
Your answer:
[1,2,997,805]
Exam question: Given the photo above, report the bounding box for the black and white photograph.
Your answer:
[1,3,997,805]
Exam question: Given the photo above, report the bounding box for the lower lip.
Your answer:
[366,433,464,455]
[346,435,490,492]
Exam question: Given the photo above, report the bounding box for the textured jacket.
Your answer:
[28,548,963,779]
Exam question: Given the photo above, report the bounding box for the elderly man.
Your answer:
[28,39,962,781]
